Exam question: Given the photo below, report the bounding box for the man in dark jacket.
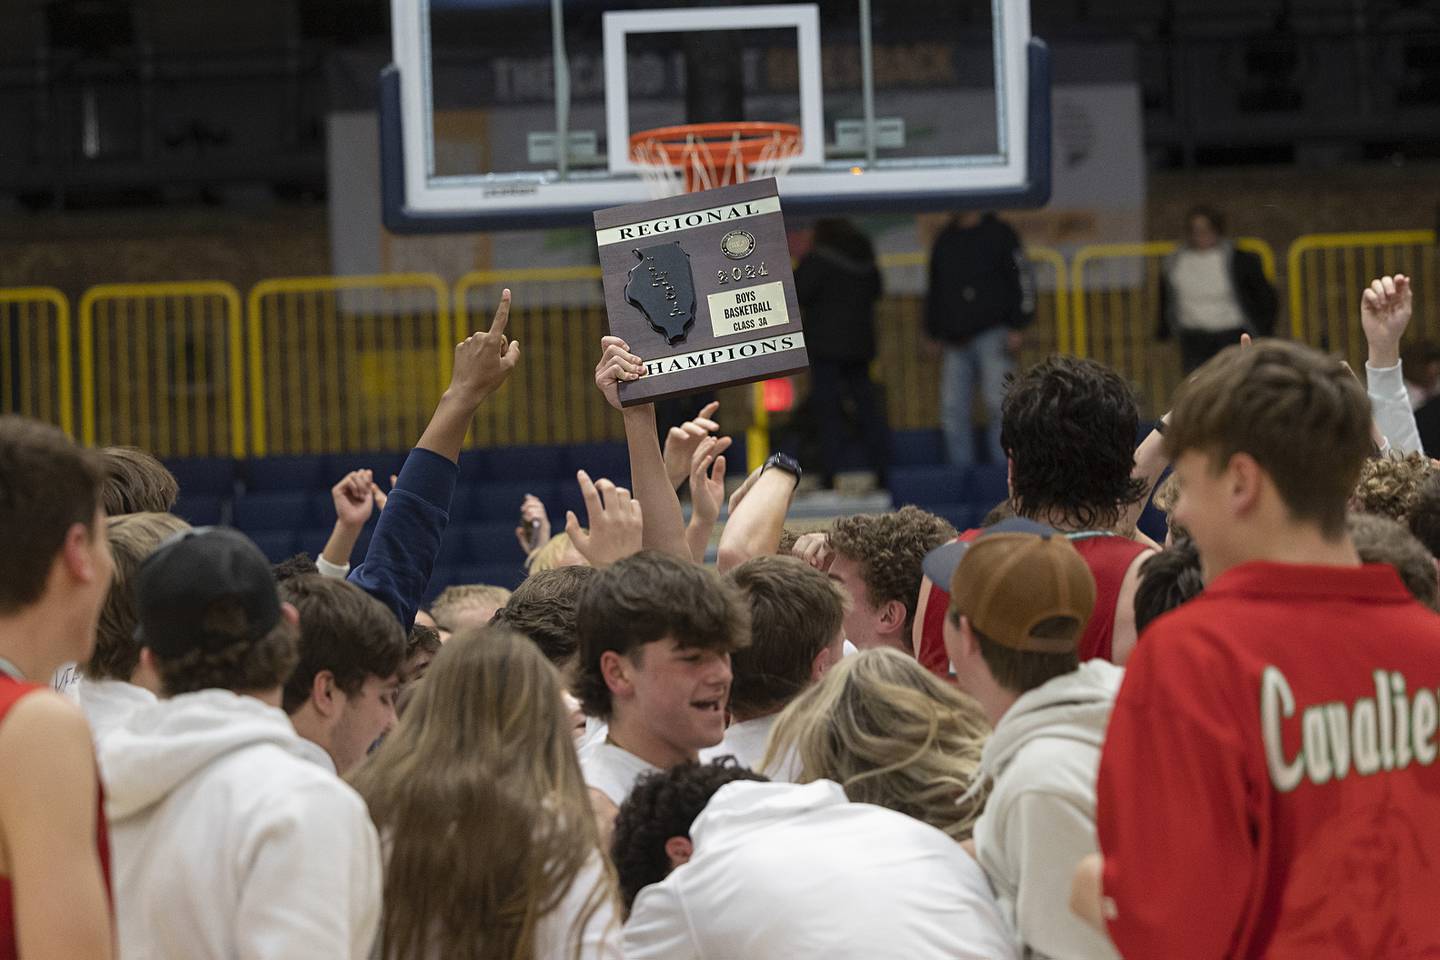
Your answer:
[795,218,890,486]
[1157,206,1277,373]
[925,211,1034,466]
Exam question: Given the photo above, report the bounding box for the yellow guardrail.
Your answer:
[1070,238,1276,415]
[0,287,73,437]
[247,273,450,457]
[1286,231,1438,369]
[78,282,243,456]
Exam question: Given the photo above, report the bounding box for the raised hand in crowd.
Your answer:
[686,435,728,562]
[319,469,384,573]
[789,530,835,572]
[515,493,552,554]
[565,470,643,567]
[717,455,802,572]
[1361,273,1412,367]
[594,336,691,559]
[663,400,731,490]
[1359,274,1424,455]
[418,289,520,464]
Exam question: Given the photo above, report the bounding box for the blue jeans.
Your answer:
[941,327,1011,466]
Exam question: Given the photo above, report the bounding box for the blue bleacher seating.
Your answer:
[562,442,631,485]
[172,494,223,527]
[163,457,236,497]
[927,502,977,532]
[243,456,325,493]
[247,530,299,562]
[486,445,565,483]
[233,492,315,532]
[320,451,408,487]
[464,523,525,563]
[472,481,558,522]
[888,465,967,508]
[962,464,1010,507]
[890,430,945,468]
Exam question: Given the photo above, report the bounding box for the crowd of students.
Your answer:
[0,271,1438,959]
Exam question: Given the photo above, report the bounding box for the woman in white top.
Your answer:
[763,647,992,841]
[351,625,622,960]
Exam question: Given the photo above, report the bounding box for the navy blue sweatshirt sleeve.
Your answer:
[347,447,456,629]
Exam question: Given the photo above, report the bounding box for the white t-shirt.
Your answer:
[533,853,624,960]
[698,714,800,782]
[624,780,1018,960]
[578,738,659,806]
[1171,248,1245,332]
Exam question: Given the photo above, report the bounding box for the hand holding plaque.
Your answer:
[594,179,809,406]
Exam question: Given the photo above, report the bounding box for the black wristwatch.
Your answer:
[761,452,803,484]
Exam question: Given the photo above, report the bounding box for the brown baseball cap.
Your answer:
[948,528,1096,654]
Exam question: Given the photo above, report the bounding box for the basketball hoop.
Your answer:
[630,121,803,197]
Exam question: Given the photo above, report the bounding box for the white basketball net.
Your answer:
[631,129,803,198]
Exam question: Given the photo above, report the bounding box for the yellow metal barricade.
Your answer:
[0,287,73,436]
[1070,238,1276,416]
[873,247,1069,431]
[79,282,243,456]
[248,274,450,457]
[1287,231,1438,369]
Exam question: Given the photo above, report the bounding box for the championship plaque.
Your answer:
[594,178,809,406]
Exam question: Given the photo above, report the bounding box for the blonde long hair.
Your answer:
[761,647,991,841]
[350,625,616,960]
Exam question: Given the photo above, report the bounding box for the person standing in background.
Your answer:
[795,218,891,488]
[1157,206,1277,373]
[925,211,1034,467]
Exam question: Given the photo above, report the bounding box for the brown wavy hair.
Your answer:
[351,625,617,960]
[89,512,191,681]
[762,647,991,841]
[827,506,956,634]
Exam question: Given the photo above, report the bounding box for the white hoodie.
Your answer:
[98,689,382,960]
[972,661,1123,960]
[625,779,1017,960]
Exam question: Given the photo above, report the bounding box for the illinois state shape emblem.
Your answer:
[625,242,697,345]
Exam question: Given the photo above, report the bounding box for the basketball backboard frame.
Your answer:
[381,0,1051,233]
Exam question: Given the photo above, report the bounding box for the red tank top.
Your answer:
[916,530,1150,676]
[0,676,112,960]
[1067,534,1151,662]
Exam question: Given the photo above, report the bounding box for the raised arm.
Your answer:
[1363,274,1423,455]
[716,458,800,573]
[594,337,690,560]
[685,436,728,563]
[349,290,520,627]
[318,469,381,578]
[662,401,730,491]
[0,692,113,960]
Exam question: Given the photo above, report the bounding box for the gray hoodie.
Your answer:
[99,689,381,960]
[973,661,1124,960]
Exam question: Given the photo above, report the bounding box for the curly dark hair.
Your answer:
[1133,539,1205,635]
[272,552,319,582]
[490,565,597,667]
[574,552,750,720]
[1001,355,1147,530]
[827,506,956,634]
[611,758,768,912]
[278,574,406,714]
[156,612,300,697]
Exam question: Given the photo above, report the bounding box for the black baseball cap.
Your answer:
[135,527,283,658]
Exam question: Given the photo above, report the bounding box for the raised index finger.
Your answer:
[488,288,513,339]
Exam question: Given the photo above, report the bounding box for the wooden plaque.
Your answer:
[594,178,809,406]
